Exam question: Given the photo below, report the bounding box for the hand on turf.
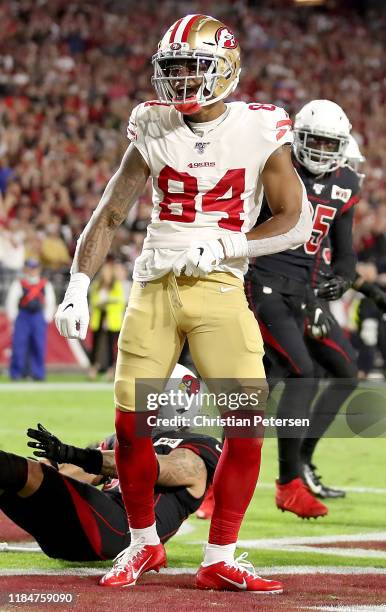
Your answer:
[175,240,225,278]
[27,423,70,463]
[55,273,90,339]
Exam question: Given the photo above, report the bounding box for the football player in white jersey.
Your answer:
[55,14,312,592]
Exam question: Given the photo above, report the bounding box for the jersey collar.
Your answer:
[171,103,232,140]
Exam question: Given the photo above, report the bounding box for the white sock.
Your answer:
[202,542,236,566]
[130,523,160,546]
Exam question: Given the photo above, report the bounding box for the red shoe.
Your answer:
[196,552,283,593]
[275,477,328,519]
[99,542,167,587]
[196,485,214,520]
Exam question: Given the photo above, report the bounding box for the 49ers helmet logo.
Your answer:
[215,26,238,49]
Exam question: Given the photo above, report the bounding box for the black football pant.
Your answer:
[245,278,358,482]
[0,462,197,561]
[301,326,358,464]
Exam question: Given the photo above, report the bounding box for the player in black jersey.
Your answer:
[297,235,358,499]
[245,100,360,518]
[298,137,386,498]
[0,425,221,561]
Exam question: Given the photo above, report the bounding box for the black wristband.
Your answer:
[66,446,104,474]
[83,448,104,474]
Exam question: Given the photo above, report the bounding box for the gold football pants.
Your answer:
[114,272,265,411]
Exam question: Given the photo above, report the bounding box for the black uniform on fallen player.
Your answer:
[245,154,360,500]
[0,430,221,561]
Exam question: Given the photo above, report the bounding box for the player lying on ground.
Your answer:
[0,425,220,561]
[55,13,312,593]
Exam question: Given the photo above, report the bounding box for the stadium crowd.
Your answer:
[0,0,385,357]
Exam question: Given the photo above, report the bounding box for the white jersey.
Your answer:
[128,101,293,281]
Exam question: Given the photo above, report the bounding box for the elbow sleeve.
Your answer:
[247,184,313,258]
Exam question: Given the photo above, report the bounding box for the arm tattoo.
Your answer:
[72,145,150,278]
[99,448,206,486]
[100,450,118,478]
[157,449,206,488]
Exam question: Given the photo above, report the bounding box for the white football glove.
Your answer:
[172,252,189,277]
[55,273,90,340]
[172,234,249,278]
[182,240,225,277]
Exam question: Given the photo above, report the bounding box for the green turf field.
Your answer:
[1,377,386,571]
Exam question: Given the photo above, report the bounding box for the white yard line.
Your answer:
[3,531,385,561]
[236,532,386,547]
[174,522,195,537]
[186,532,386,560]
[0,543,41,553]
[2,566,386,577]
[257,483,386,495]
[339,487,386,495]
[270,546,386,559]
[0,383,112,391]
[307,607,386,612]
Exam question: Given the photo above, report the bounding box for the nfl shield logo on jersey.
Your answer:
[313,183,325,195]
[195,141,209,155]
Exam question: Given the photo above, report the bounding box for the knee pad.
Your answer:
[114,378,136,412]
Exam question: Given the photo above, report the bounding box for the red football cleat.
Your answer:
[99,542,167,587]
[275,477,328,519]
[196,485,215,520]
[196,552,283,593]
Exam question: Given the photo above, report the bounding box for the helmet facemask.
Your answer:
[152,49,235,114]
[294,129,349,175]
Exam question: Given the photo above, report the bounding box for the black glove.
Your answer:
[316,275,351,301]
[27,424,103,475]
[305,300,335,339]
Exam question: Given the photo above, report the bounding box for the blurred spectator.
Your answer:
[0,218,25,273]
[88,260,125,381]
[40,218,71,271]
[0,218,26,302]
[0,156,13,195]
[0,0,384,305]
[5,258,56,380]
[350,262,386,379]
[331,261,386,378]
